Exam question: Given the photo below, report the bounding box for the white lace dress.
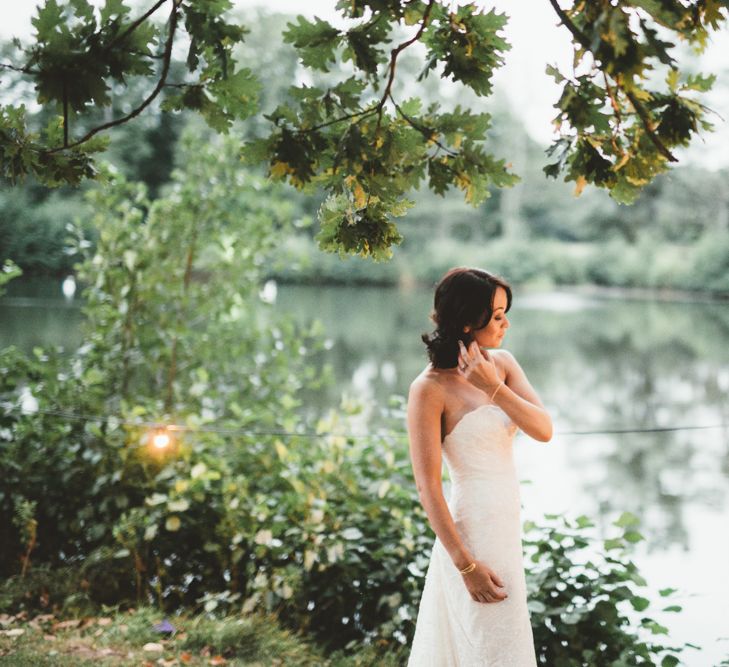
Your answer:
[407,404,537,666]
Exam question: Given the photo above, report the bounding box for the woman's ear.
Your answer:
[463,325,471,333]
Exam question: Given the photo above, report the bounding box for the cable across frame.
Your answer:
[2,404,727,439]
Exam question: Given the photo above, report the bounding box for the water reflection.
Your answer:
[0,276,85,353]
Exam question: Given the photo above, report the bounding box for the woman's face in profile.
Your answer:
[467,286,510,348]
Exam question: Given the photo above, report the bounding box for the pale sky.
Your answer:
[3,0,728,168]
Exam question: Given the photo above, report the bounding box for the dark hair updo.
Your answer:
[421,267,512,369]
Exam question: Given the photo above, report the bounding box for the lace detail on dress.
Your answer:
[407,405,537,667]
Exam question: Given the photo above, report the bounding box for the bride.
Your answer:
[406,267,552,666]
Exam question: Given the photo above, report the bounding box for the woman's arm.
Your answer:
[406,378,474,571]
[458,341,552,442]
[494,349,552,442]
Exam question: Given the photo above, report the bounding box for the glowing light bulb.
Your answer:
[152,431,171,449]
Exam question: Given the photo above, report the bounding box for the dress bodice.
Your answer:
[442,404,521,521]
[442,404,519,482]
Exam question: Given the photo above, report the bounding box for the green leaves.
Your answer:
[544,1,724,204]
[31,0,65,42]
[27,0,158,112]
[420,4,510,97]
[283,16,342,71]
[3,0,254,184]
[524,512,695,666]
[251,3,519,258]
[3,0,728,255]
[316,192,409,261]
[237,2,519,258]
[0,260,23,298]
[162,67,261,133]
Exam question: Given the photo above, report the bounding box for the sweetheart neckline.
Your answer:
[441,403,504,444]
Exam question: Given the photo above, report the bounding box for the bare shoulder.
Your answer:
[408,367,446,409]
[495,348,545,407]
[491,348,517,374]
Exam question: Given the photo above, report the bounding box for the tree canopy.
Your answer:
[1,0,727,258]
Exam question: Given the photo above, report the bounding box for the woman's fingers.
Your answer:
[491,585,508,600]
[470,592,508,604]
[490,572,505,588]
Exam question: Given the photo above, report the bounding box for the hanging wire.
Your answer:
[2,404,727,439]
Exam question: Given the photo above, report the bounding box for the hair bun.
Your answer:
[421,267,511,369]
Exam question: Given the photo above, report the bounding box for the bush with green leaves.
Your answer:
[0,131,434,650]
[0,259,23,294]
[524,512,697,666]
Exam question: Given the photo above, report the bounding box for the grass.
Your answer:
[0,606,410,666]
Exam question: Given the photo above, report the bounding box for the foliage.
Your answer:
[683,228,729,292]
[0,132,430,650]
[524,511,697,666]
[0,333,430,648]
[0,186,91,275]
[0,0,258,186]
[3,2,726,257]
[543,1,726,205]
[0,258,22,295]
[248,3,520,259]
[267,228,729,298]
[350,500,707,664]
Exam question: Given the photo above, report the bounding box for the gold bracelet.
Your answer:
[490,381,504,401]
[459,561,476,575]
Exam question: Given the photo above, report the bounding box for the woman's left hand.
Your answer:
[457,340,501,393]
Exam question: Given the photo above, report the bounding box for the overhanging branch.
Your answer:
[45,0,181,154]
[376,0,435,131]
[105,0,168,52]
[547,0,677,163]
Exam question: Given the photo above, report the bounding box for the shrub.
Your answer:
[524,512,696,666]
[0,132,431,651]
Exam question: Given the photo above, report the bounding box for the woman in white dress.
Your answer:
[406,267,553,666]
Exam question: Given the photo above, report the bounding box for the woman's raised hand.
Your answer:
[461,561,508,603]
[457,340,501,392]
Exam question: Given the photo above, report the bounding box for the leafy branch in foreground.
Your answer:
[246,1,517,259]
[524,511,699,666]
[544,0,726,204]
[0,0,258,186]
[1,1,727,256]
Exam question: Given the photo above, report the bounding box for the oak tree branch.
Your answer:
[547,0,677,162]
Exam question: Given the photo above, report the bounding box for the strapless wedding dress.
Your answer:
[407,404,537,666]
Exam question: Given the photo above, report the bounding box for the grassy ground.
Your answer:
[0,606,408,666]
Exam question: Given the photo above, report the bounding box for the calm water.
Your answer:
[2,277,728,664]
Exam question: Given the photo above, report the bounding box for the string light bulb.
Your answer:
[147,425,176,453]
[152,429,171,449]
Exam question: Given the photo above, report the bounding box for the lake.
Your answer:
[2,276,728,665]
